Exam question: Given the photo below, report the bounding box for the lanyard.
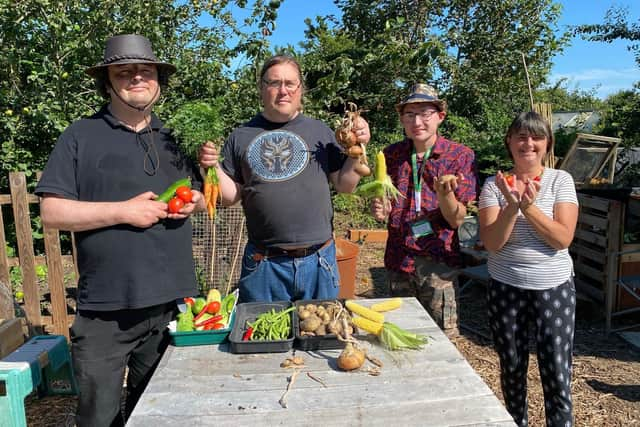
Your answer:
[411,146,432,213]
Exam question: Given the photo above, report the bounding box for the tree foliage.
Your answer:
[596,84,640,147]
[0,0,280,190]
[574,5,640,65]
[296,0,567,177]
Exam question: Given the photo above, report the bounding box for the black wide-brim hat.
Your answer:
[85,34,176,77]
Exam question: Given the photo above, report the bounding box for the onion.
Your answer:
[337,342,366,371]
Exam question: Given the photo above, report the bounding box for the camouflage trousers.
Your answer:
[387,257,460,337]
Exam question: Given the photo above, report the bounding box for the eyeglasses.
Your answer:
[262,78,301,92]
[401,109,439,122]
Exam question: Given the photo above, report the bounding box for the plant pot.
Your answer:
[335,238,359,299]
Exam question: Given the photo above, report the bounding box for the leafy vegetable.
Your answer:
[166,100,225,220]
[166,101,225,157]
[379,322,428,351]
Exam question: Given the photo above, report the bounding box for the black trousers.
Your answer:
[70,302,176,427]
[487,278,575,427]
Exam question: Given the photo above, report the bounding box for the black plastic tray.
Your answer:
[293,299,360,351]
[229,301,295,354]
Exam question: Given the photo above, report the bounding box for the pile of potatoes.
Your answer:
[297,302,355,337]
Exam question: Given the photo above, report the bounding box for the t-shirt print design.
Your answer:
[247,130,309,182]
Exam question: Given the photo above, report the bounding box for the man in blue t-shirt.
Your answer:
[199,55,370,303]
[36,35,205,426]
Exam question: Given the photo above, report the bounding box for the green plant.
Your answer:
[332,192,379,229]
[165,100,226,160]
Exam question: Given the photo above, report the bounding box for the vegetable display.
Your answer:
[346,300,428,351]
[176,288,236,332]
[297,301,355,337]
[245,306,295,341]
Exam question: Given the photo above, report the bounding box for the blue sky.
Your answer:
[255,0,640,99]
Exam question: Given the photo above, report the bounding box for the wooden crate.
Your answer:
[347,229,388,243]
[570,193,624,305]
[616,244,640,310]
[0,318,25,359]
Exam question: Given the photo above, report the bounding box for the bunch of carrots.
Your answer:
[202,156,220,220]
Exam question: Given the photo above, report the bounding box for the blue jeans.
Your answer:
[238,240,340,302]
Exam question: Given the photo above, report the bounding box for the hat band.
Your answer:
[102,54,159,65]
[402,93,439,103]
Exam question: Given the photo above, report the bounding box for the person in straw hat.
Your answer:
[371,83,477,337]
[36,34,205,426]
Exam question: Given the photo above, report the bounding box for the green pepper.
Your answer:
[157,177,192,203]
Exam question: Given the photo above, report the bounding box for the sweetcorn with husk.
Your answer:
[356,150,402,202]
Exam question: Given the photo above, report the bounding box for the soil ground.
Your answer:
[20,227,640,427]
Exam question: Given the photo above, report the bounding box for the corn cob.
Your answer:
[352,316,383,336]
[356,151,402,201]
[345,300,385,324]
[371,298,403,312]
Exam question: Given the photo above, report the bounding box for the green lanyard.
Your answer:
[411,146,432,213]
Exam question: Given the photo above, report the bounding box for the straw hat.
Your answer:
[395,83,446,112]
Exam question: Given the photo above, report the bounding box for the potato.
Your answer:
[298,309,311,320]
[300,315,322,332]
[314,324,327,336]
[439,174,457,184]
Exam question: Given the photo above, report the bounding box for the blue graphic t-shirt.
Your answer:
[221,113,345,247]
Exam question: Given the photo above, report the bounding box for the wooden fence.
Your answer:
[0,172,77,340]
[0,172,247,341]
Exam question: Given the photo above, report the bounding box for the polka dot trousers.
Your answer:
[487,278,575,427]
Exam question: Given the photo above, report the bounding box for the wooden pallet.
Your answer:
[570,193,624,304]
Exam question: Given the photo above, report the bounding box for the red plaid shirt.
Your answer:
[383,136,477,274]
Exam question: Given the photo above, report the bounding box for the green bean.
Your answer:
[248,306,294,341]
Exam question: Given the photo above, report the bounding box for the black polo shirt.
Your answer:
[36,105,202,311]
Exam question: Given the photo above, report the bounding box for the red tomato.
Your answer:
[211,323,225,330]
[533,175,541,182]
[206,301,221,314]
[168,196,185,213]
[505,174,515,187]
[184,297,195,306]
[175,186,193,203]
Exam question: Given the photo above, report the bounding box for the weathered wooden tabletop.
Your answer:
[128,297,514,426]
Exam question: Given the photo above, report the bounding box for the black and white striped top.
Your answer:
[479,168,578,289]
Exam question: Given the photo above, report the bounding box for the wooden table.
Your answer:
[128,298,514,426]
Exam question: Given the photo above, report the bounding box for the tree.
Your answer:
[596,84,640,147]
[296,0,567,177]
[574,6,640,65]
[0,0,280,190]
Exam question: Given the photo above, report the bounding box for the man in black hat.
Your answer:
[36,34,205,426]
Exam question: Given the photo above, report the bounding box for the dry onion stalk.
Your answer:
[335,102,371,177]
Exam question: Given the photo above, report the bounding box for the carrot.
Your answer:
[207,183,218,219]
[203,180,213,206]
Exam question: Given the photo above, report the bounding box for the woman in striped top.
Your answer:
[478,111,579,427]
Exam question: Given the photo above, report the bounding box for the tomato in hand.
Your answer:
[175,185,193,203]
[168,196,185,213]
[505,174,515,187]
[533,175,541,182]
[205,301,221,314]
